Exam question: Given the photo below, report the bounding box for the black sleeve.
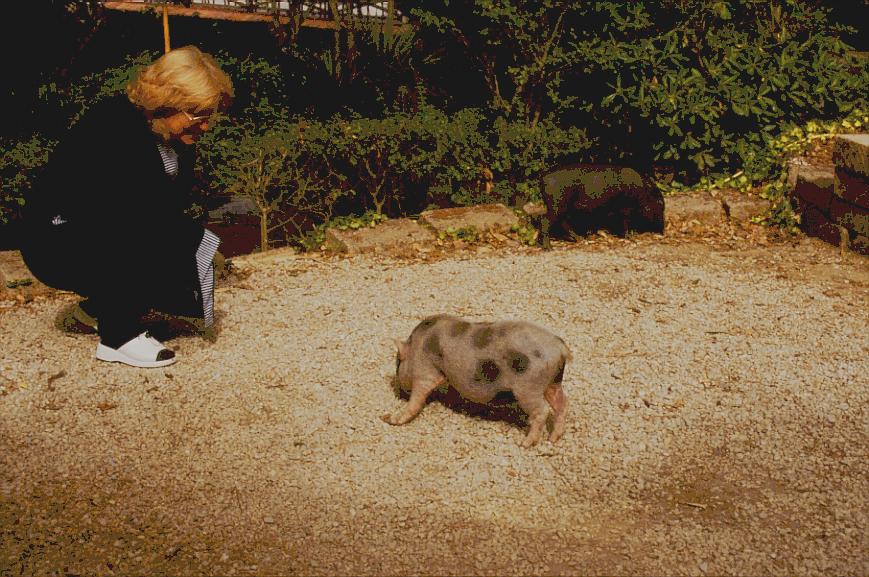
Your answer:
[46,98,206,268]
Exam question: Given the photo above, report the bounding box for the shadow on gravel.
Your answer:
[391,377,529,429]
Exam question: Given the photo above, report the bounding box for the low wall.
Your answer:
[790,134,869,255]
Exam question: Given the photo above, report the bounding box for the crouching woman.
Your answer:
[21,46,234,368]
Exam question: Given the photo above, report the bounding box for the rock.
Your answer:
[787,157,812,188]
[419,203,520,234]
[792,167,835,213]
[522,202,547,217]
[832,134,869,179]
[664,190,769,225]
[323,219,436,255]
[834,168,869,209]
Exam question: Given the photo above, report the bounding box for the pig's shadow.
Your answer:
[392,379,528,429]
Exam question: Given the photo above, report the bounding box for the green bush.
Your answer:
[412,1,868,184]
[0,134,56,225]
[336,105,589,210]
[573,1,867,180]
[198,116,347,250]
[200,102,589,243]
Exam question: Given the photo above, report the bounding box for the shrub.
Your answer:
[0,134,56,226]
[199,116,346,251]
[411,1,868,183]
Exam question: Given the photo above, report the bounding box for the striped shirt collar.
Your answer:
[156,142,179,177]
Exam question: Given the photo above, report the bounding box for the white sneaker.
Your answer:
[95,332,177,368]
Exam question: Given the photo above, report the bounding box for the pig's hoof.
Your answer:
[381,413,403,425]
[519,433,546,448]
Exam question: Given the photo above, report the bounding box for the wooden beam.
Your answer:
[101,2,411,32]
[162,3,171,52]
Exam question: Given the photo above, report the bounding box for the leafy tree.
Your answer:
[409,1,581,127]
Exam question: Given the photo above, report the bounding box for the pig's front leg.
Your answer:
[382,375,445,426]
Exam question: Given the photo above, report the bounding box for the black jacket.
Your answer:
[22,95,206,293]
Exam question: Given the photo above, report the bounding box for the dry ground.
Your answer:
[1,224,867,576]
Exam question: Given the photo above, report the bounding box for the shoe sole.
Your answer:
[95,344,177,368]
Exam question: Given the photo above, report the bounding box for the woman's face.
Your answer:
[153,110,212,145]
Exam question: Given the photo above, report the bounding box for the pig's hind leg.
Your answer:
[544,383,568,443]
[383,374,445,426]
[514,389,551,448]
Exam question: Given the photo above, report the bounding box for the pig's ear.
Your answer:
[394,339,408,361]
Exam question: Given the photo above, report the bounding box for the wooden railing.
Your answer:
[100,1,408,31]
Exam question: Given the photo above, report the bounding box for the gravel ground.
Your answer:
[1,232,867,576]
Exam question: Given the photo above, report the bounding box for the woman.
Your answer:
[21,46,234,368]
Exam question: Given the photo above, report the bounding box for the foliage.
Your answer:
[486,115,588,205]
[410,1,580,127]
[0,134,56,225]
[199,117,346,250]
[661,108,868,229]
[510,222,540,246]
[298,210,388,252]
[212,52,293,125]
[579,1,866,177]
[410,0,868,182]
[4,1,866,247]
[437,225,479,243]
[37,52,157,134]
[2,1,105,137]
[201,100,589,241]
[755,109,868,229]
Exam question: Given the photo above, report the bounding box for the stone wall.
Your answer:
[790,134,869,255]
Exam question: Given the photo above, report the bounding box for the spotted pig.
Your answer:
[384,314,572,447]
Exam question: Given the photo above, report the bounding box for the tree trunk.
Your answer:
[260,207,270,252]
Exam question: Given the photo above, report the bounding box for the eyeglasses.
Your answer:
[182,110,211,123]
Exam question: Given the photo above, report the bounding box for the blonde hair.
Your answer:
[127,45,234,114]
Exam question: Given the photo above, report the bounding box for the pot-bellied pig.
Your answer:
[383,314,572,447]
[539,164,664,249]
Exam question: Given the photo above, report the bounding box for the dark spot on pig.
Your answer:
[507,351,530,373]
[490,390,516,405]
[472,326,494,348]
[450,321,470,336]
[424,334,443,358]
[533,349,542,358]
[474,359,500,383]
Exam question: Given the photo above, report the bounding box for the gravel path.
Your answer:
[1,234,867,576]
